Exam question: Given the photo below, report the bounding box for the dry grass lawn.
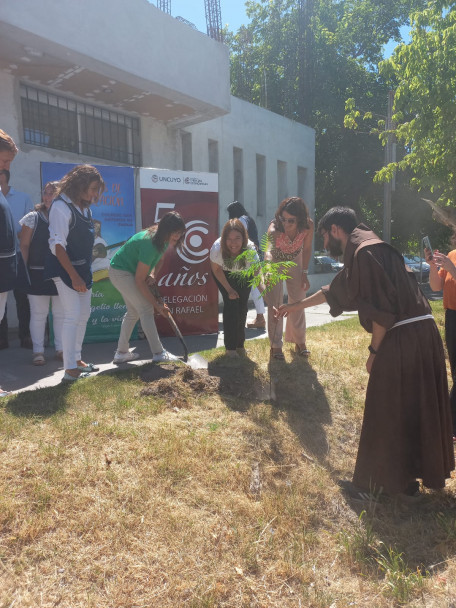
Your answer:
[1,301,455,607]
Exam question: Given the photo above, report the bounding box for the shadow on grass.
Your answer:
[4,383,72,417]
[268,353,331,463]
[207,347,331,464]
[341,489,456,583]
[207,353,260,413]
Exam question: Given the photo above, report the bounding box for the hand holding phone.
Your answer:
[423,236,433,260]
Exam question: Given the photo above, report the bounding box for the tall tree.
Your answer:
[228,0,427,234]
[377,1,456,222]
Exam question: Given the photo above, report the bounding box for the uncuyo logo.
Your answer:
[178,220,210,264]
[151,174,159,183]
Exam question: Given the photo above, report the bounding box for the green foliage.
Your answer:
[338,510,378,571]
[375,544,427,604]
[227,0,425,240]
[347,2,456,210]
[233,234,296,293]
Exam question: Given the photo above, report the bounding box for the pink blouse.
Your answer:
[270,230,307,262]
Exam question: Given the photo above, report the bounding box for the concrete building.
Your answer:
[0,0,315,327]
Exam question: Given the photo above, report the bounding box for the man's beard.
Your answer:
[327,233,343,257]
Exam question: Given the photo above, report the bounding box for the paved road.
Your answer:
[0,303,356,395]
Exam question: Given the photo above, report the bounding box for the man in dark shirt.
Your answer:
[276,206,454,499]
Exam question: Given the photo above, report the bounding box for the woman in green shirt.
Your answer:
[109,211,186,363]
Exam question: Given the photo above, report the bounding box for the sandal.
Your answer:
[270,348,285,360]
[295,344,311,357]
[247,317,266,329]
[62,371,91,383]
[76,362,100,372]
[33,352,45,366]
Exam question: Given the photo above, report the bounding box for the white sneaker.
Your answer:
[113,349,140,364]
[152,350,179,362]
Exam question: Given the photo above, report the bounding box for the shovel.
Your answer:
[149,282,207,369]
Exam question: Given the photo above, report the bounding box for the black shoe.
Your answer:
[20,336,33,349]
[0,339,9,350]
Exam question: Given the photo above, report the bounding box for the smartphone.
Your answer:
[423,236,433,259]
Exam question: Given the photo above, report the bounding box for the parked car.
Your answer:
[403,255,430,283]
[408,255,430,270]
[314,255,344,273]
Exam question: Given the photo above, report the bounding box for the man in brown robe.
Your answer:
[276,206,454,498]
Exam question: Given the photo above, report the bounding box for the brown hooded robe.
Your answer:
[322,224,454,494]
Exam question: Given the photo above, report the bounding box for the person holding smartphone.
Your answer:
[426,234,456,441]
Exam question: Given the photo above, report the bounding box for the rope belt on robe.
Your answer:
[388,314,434,330]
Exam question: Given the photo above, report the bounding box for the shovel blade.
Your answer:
[185,353,208,370]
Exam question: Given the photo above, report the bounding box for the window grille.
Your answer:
[20,84,141,165]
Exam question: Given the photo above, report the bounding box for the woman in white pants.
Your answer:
[109,211,186,363]
[19,182,64,365]
[45,165,105,382]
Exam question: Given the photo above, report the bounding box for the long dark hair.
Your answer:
[227,200,249,220]
[57,165,105,208]
[273,197,310,233]
[148,211,186,252]
[220,219,248,261]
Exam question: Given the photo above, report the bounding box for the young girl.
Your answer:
[109,211,186,363]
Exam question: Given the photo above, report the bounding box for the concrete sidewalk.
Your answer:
[0,303,356,395]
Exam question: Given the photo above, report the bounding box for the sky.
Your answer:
[149,1,410,56]
[150,0,248,33]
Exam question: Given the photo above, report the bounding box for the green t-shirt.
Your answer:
[110,230,164,274]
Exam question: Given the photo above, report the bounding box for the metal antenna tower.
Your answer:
[204,0,223,42]
[157,0,171,14]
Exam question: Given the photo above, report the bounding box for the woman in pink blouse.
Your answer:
[265,197,314,359]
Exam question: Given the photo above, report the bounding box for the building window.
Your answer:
[297,166,307,199]
[277,160,288,203]
[208,139,219,173]
[233,147,243,203]
[256,154,266,217]
[20,84,141,165]
[181,132,193,171]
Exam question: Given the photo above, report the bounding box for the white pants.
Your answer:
[109,266,163,355]
[0,292,7,321]
[251,286,265,314]
[28,294,64,354]
[53,278,91,370]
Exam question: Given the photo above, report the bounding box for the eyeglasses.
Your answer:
[280,217,296,225]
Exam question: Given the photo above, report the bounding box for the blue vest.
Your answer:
[25,211,57,296]
[45,197,95,290]
[0,192,19,292]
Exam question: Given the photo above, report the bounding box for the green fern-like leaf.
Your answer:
[231,247,296,294]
